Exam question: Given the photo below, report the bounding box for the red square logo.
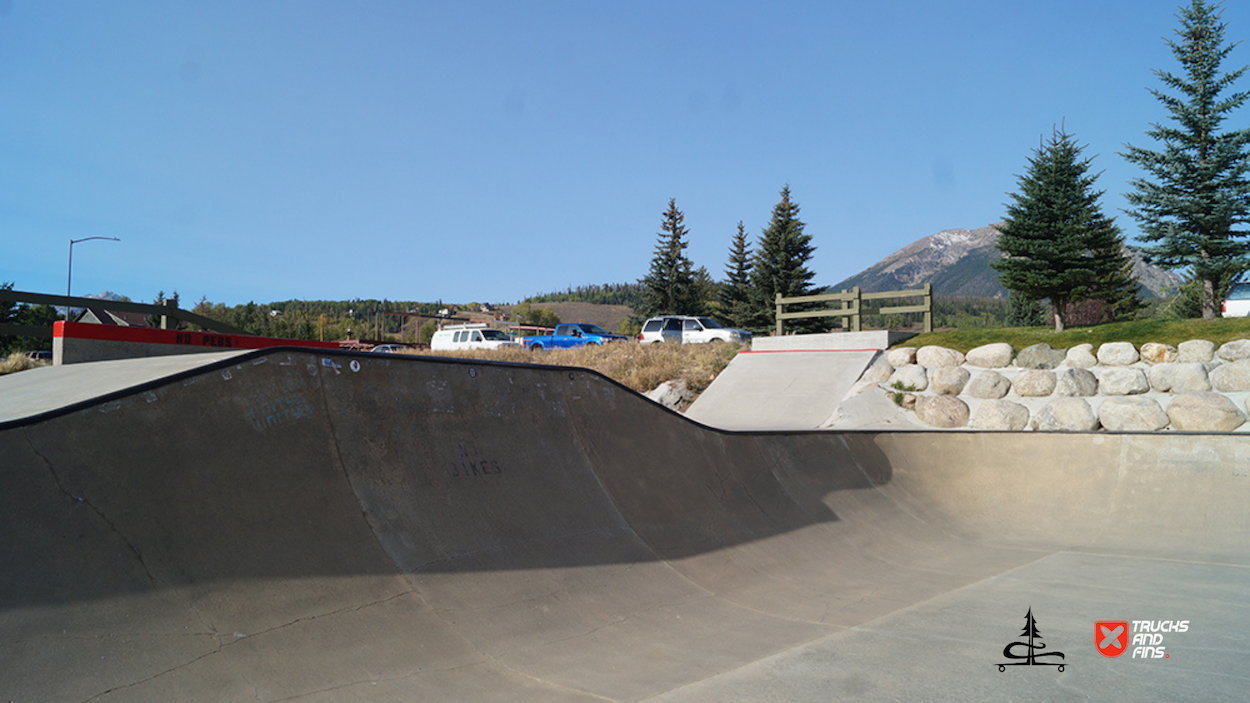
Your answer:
[1096,621,1129,658]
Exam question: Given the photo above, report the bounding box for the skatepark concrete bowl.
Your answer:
[1,348,1248,702]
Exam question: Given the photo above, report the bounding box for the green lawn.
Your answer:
[893,317,1250,353]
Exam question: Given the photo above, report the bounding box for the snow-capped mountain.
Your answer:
[832,224,1182,298]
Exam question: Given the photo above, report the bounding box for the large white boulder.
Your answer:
[916,345,966,368]
[1167,393,1246,432]
[929,367,971,395]
[1217,339,1250,362]
[1097,342,1140,366]
[914,395,970,428]
[886,347,917,368]
[1099,367,1150,396]
[1031,398,1099,431]
[858,355,895,385]
[1148,362,1211,393]
[1013,369,1057,397]
[965,342,1014,369]
[646,380,693,410]
[1139,342,1178,365]
[969,399,1030,431]
[1055,367,1098,397]
[1177,339,1216,363]
[1063,343,1098,369]
[965,371,1012,399]
[1210,360,1250,392]
[1015,343,1066,369]
[1099,397,1170,432]
[887,364,929,392]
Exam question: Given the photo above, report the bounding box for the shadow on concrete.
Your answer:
[1,349,895,610]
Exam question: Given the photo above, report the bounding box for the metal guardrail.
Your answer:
[0,289,246,338]
[774,283,932,335]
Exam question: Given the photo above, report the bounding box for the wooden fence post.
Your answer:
[775,293,784,336]
[160,299,176,330]
[851,286,862,332]
[924,282,932,333]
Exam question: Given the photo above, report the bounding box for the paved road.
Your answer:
[2,348,1247,701]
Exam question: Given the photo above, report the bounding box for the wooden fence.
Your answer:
[774,283,932,335]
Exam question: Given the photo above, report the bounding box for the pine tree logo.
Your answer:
[998,607,1067,671]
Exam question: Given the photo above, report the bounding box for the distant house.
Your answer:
[74,308,149,327]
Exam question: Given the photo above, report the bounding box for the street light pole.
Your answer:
[66,236,121,320]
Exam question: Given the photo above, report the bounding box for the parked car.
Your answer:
[23,350,53,362]
[430,324,521,351]
[370,344,409,354]
[638,316,751,344]
[522,323,629,351]
[1222,282,1250,317]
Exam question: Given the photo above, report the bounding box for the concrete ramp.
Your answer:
[684,349,880,429]
[686,331,910,429]
[2,349,1248,702]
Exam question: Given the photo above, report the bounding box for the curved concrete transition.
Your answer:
[2,349,1248,702]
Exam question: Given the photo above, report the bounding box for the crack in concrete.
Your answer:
[267,661,486,702]
[244,590,418,641]
[22,428,155,583]
[541,594,705,647]
[76,590,419,703]
[79,639,226,703]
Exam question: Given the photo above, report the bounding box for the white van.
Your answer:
[430,324,521,351]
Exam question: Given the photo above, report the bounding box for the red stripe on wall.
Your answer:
[54,321,339,350]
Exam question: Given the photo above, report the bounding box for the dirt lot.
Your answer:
[500,302,634,333]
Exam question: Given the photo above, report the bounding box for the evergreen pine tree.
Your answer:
[717,221,754,329]
[146,290,185,330]
[748,185,818,333]
[1004,290,1048,328]
[637,199,702,318]
[692,266,719,317]
[992,127,1136,332]
[1102,253,1147,322]
[1122,0,1250,319]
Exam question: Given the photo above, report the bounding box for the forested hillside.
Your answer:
[524,283,645,308]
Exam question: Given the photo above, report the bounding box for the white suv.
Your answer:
[638,316,751,344]
[1222,283,1250,317]
[430,324,521,351]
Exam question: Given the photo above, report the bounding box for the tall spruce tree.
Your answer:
[638,199,702,318]
[992,127,1137,332]
[1122,0,1250,319]
[748,185,818,333]
[717,221,754,329]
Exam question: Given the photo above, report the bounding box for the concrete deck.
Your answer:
[1,349,1247,701]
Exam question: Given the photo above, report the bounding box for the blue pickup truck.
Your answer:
[522,323,630,351]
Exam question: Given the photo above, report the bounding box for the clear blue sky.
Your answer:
[3,1,1248,307]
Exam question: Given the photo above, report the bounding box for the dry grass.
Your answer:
[0,351,48,375]
[412,342,746,394]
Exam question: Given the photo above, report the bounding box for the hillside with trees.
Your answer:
[525,283,645,309]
